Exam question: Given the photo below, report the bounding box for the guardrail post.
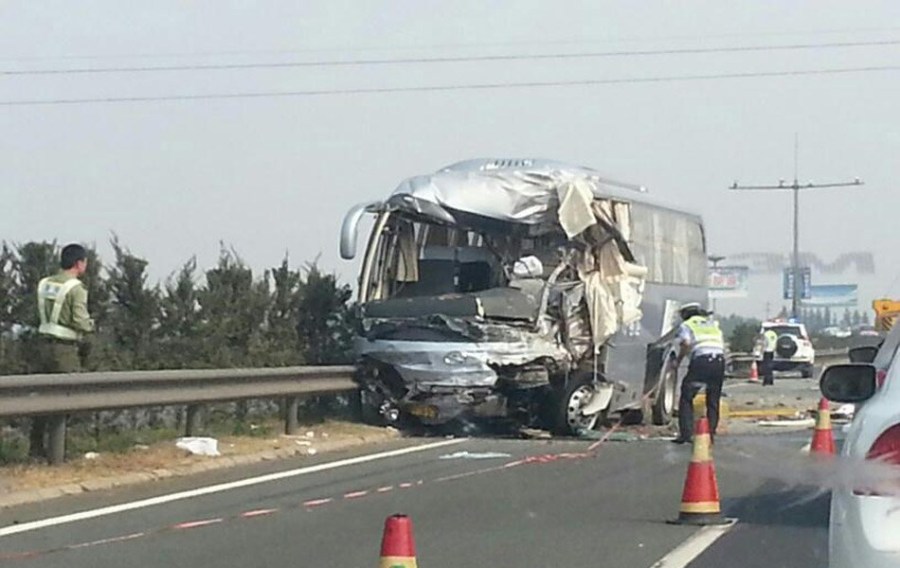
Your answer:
[47,414,67,465]
[185,404,203,436]
[29,417,47,459]
[285,396,300,435]
[348,389,363,422]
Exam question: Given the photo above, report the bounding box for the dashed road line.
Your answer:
[0,438,464,539]
[1,431,630,562]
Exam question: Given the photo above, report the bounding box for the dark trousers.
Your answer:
[678,354,725,440]
[762,352,775,385]
[30,338,81,459]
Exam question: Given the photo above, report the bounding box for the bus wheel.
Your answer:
[651,357,678,425]
[555,378,605,435]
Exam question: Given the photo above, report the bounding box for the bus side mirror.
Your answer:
[340,201,382,260]
[820,364,877,403]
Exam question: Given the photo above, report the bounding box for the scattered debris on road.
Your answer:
[176,437,221,457]
[439,451,512,460]
[757,418,816,428]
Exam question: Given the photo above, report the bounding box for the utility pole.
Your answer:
[708,254,726,314]
[729,135,863,320]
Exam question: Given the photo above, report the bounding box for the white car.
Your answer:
[755,322,816,378]
[820,361,900,567]
[823,326,853,339]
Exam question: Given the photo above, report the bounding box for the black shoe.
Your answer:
[671,437,691,445]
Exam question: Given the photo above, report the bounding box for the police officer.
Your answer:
[31,244,94,458]
[672,303,726,444]
[761,327,778,386]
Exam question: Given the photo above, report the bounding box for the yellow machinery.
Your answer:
[872,299,900,332]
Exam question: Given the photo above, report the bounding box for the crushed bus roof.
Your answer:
[384,158,687,227]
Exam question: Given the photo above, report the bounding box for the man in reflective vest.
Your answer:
[761,328,778,386]
[31,244,94,458]
[672,302,726,444]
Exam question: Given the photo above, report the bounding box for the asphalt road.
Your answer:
[0,432,829,567]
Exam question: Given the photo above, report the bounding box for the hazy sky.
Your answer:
[3,1,899,317]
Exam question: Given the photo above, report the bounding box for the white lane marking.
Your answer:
[0,438,465,538]
[240,508,278,518]
[649,519,737,568]
[343,490,368,499]
[172,518,223,530]
[302,498,333,508]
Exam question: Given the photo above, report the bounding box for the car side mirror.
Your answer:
[848,346,879,364]
[820,364,877,403]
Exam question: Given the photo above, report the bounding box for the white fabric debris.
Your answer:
[176,437,220,457]
[556,180,597,238]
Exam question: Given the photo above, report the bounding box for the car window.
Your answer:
[766,325,805,338]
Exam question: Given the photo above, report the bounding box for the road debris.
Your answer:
[175,437,220,457]
[519,428,552,440]
[438,451,512,460]
[757,418,816,428]
[577,430,642,442]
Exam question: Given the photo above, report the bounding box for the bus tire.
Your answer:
[554,377,606,435]
[651,356,678,425]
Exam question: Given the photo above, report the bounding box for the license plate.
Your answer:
[407,404,438,420]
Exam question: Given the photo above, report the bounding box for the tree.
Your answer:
[842,309,852,327]
[82,245,110,329]
[157,257,202,368]
[729,321,762,353]
[296,264,355,365]
[197,246,270,367]
[808,308,822,333]
[263,256,305,366]
[0,243,16,334]
[0,244,21,374]
[105,237,160,369]
[862,311,871,325]
[824,306,833,326]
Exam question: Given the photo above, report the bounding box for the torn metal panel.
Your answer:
[386,158,649,229]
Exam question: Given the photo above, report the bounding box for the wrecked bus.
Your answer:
[340,159,708,434]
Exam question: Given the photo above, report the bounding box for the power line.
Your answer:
[4,26,900,63]
[4,38,900,76]
[3,64,899,107]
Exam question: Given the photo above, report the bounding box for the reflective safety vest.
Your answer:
[763,329,778,352]
[37,277,82,341]
[684,316,725,352]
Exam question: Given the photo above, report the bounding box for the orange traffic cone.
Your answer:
[810,398,836,456]
[671,417,729,525]
[748,360,759,383]
[379,514,418,568]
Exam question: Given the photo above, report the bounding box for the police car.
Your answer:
[754,320,816,378]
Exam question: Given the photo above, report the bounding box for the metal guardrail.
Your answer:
[0,366,358,464]
[726,348,849,377]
